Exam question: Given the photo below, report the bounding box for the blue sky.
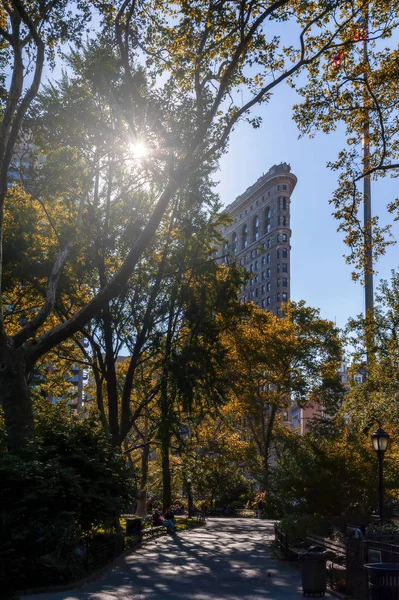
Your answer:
[216,80,399,331]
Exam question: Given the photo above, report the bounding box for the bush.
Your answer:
[278,515,345,545]
[0,403,134,589]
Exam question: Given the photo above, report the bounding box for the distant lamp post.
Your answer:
[371,427,390,522]
[186,477,193,518]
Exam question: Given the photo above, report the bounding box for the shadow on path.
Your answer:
[26,519,332,600]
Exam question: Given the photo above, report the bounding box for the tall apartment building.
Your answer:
[220,162,297,315]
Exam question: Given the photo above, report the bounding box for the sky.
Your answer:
[216,80,399,332]
[38,8,398,334]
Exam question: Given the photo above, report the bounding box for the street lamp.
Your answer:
[186,477,193,518]
[371,427,390,522]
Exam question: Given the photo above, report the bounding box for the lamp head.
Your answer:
[372,427,390,453]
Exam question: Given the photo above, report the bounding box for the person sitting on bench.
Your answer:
[153,509,175,534]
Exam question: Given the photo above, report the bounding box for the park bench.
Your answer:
[304,534,346,566]
[141,514,169,540]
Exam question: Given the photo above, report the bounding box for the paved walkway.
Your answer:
[24,519,333,600]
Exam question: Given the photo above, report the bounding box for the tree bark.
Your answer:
[0,344,35,455]
[136,440,150,516]
[161,427,172,512]
[136,411,150,516]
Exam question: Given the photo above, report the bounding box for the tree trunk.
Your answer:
[262,454,269,491]
[0,346,35,455]
[136,413,150,516]
[136,441,150,516]
[161,428,172,511]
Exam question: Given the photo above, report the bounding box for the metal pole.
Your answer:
[363,5,374,365]
[378,451,384,522]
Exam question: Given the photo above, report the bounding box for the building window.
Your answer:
[282,263,288,273]
[277,278,280,287]
[267,296,271,306]
[283,216,287,226]
[261,299,265,308]
[261,271,265,280]
[261,285,265,294]
[267,238,271,248]
[253,215,259,242]
[267,253,271,264]
[267,268,271,278]
[277,185,281,191]
[261,256,266,266]
[277,307,281,317]
[250,264,253,273]
[223,241,228,263]
[283,197,287,210]
[278,215,281,225]
[242,224,248,248]
[282,292,288,301]
[251,249,254,258]
[277,263,280,273]
[282,233,287,242]
[277,234,280,243]
[276,247,280,259]
[282,248,288,258]
[255,260,259,271]
[267,282,271,292]
[283,184,287,190]
[255,288,259,297]
[232,232,237,254]
[254,275,258,283]
[251,290,255,299]
[265,207,271,233]
[277,292,280,301]
[282,278,288,287]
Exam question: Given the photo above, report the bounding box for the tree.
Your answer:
[293,0,399,276]
[180,406,254,511]
[344,270,399,429]
[0,1,363,454]
[272,423,379,518]
[221,301,343,490]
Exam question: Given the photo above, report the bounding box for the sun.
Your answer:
[130,141,148,159]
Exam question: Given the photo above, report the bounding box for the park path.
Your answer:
[24,518,333,600]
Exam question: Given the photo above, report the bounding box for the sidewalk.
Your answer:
[22,519,334,600]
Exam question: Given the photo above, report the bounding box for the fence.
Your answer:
[274,525,399,599]
[274,522,289,558]
[346,538,399,599]
[85,533,125,573]
[206,508,257,518]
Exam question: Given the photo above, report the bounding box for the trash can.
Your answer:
[300,551,327,597]
[125,517,142,541]
[364,563,399,600]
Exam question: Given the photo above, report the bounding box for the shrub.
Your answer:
[0,403,134,589]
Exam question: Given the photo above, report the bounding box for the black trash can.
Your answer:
[300,551,327,597]
[125,518,142,542]
[365,563,399,600]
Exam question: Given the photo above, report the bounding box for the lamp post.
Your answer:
[371,427,390,522]
[187,477,193,518]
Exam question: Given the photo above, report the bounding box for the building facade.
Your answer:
[220,163,297,315]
